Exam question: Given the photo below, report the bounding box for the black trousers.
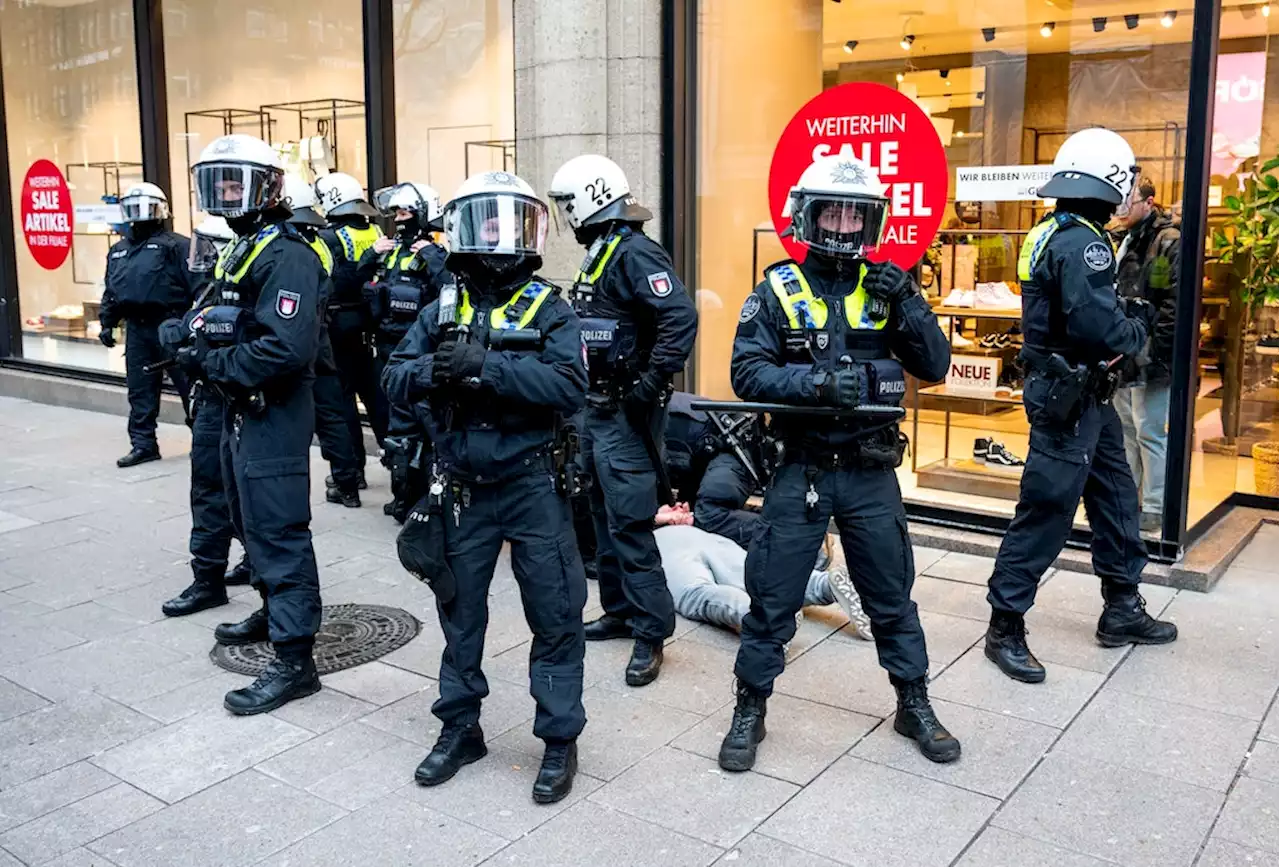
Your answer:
[693,452,760,549]
[314,333,362,490]
[734,461,927,694]
[329,314,385,459]
[221,386,322,655]
[433,470,588,742]
[582,402,675,642]
[988,390,1145,614]
[189,390,237,584]
[124,320,189,451]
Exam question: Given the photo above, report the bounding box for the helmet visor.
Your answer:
[790,193,888,258]
[373,183,417,216]
[547,193,575,234]
[446,193,548,256]
[193,162,282,218]
[120,194,169,223]
[187,233,225,273]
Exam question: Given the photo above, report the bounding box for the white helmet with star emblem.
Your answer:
[547,154,652,231]
[192,134,285,219]
[119,182,170,223]
[443,171,548,257]
[784,154,889,259]
[314,172,378,219]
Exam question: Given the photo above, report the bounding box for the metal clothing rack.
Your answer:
[260,98,366,173]
[464,139,516,176]
[182,109,273,226]
[63,161,143,287]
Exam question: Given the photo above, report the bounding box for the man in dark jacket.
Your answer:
[1112,178,1179,534]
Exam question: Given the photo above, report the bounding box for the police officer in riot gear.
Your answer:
[548,154,697,687]
[985,128,1176,684]
[99,182,195,467]
[282,174,365,508]
[189,134,326,715]
[382,171,589,804]
[718,154,959,771]
[316,172,385,497]
[360,182,450,520]
[159,217,254,617]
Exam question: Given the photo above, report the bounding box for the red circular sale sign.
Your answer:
[768,82,948,269]
[20,159,74,270]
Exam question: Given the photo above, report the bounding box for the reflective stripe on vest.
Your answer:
[574,232,624,287]
[764,261,884,331]
[1017,213,1105,282]
[214,225,279,285]
[307,236,335,275]
[335,224,382,262]
[459,281,555,331]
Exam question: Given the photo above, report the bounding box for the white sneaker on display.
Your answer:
[975,282,1021,309]
[951,331,975,349]
[942,289,975,308]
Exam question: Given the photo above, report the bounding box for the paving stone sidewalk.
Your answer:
[0,395,1276,867]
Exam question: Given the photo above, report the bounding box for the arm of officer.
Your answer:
[624,242,698,379]
[730,285,822,404]
[354,246,382,282]
[479,299,587,414]
[421,246,451,308]
[381,304,440,405]
[1056,236,1147,358]
[889,293,951,382]
[202,240,322,389]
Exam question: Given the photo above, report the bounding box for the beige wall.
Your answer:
[694,0,823,399]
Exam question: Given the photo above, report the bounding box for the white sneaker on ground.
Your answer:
[827,565,873,640]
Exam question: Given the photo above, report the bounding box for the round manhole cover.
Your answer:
[210,603,421,676]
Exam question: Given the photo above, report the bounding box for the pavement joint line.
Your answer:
[1188,686,1280,866]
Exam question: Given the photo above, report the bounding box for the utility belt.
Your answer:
[1021,345,1124,427]
[778,427,909,472]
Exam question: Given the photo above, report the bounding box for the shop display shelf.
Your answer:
[931,304,1024,320]
[918,384,1023,405]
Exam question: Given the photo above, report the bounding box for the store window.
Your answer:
[1190,8,1279,529]
[392,0,515,202]
[695,0,1204,530]
[164,1,368,238]
[2,0,144,373]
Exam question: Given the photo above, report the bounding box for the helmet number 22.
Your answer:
[584,177,611,207]
[1104,164,1133,190]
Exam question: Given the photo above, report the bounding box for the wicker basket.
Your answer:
[1253,441,1280,497]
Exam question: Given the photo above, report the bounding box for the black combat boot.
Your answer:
[414,723,487,786]
[1096,582,1178,647]
[223,653,321,715]
[532,740,578,804]
[893,676,961,764]
[326,484,361,509]
[224,556,252,586]
[214,607,269,645]
[161,581,228,617]
[326,471,368,491]
[984,610,1046,683]
[625,639,663,686]
[583,614,630,641]
[117,447,160,468]
[718,681,767,771]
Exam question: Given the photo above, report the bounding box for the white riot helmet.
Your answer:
[314,172,378,219]
[547,154,652,231]
[784,154,889,259]
[444,171,548,259]
[192,134,284,219]
[282,173,326,229]
[373,182,444,233]
[189,216,235,273]
[119,182,170,223]
[1039,128,1138,206]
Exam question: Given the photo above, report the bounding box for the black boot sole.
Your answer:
[161,594,229,618]
[584,628,631,642]
[1095,628,1178,648]
[214,627,269,647]
[224,675,321,716]
[414,743,488,787]
[117,453,161,468]
[718,727,766,772]
[893,717,962,764]
[532,760,577,804]
[223,574,252,587]
[984,644,1046,684]
[625,665,661,687]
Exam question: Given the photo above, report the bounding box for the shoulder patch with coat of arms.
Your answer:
[1082,241,1114,272]
[647,271,673,297]
[276,290,302,319]
[739,294,761,323]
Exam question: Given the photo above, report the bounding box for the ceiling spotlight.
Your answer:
[896,72,905,82]
[901,34,915,50]
[1264,4,1272,17]
[1125,13,1139,28]
[982,27,996,42]
[1040,21,1055,37]
[1160,10,1176,26]
[976,90,985,100]
[843,39,857,53]
[955,131,965,138]
[1093,16,1107,31]
[940,68,950,78]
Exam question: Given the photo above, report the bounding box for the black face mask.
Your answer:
[227,214,264,237]
[804,249,864,290]
[1054,198,1116,227]
[573,222,610,247]
[125,220,161,242]
[394,220,420,243]
[449,254,537,299]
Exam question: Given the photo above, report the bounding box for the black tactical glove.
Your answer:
[158,318,186,355]
[449,341,487,386]
[820,368,865,409]
[99,328,116,349]
[431,341,457,388]
[626,369,669,409]
[174,342,207,377]
[862,261,916,304]
[1124,297,1160,335]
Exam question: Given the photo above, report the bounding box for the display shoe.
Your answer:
[951,330,975,350]
[583,614,631,641]
[414,723,487,786]
[827,564,873,640]
[625,639,664,686]
[975,282,1020,309]
[976,440,1025,467]
[984,610,1046,683]
[1096,583,1178,647]
[972,437,992,461]
[161,582,229,617]
[326,486,361,508]
[942,289,975,308]
[214,608,269,645]
[224,656,321,715]
[117,448,160,468]
[718,681,768,771]
[532,740,578,804]
[892,676,962,763]
[224,556,252,586]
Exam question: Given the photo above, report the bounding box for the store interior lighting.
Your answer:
[843,39,857,53]
[1125,13,1140,28]
[896,71,905,82]
[1093,16,1107,32]
[982,27,996,42]
[1040,21,1055,37]
[1160,10,1177,27]
[1264,4,1272,17]
[901,34,915,50]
